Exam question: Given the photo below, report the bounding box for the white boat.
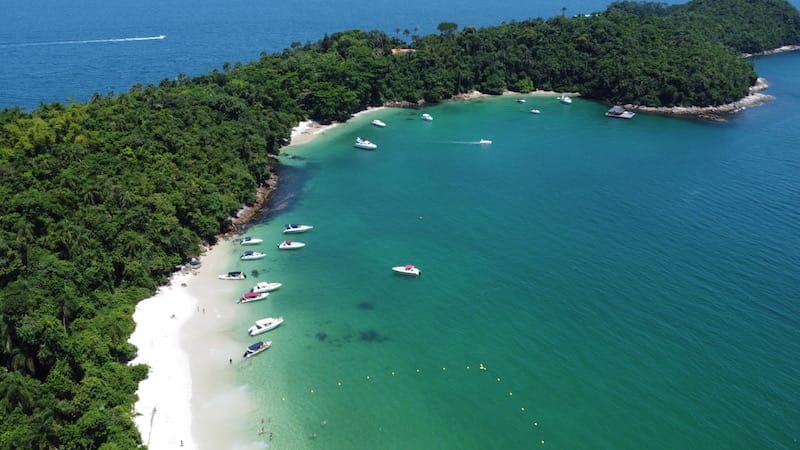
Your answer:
[283,223,313,234]
[243,340,271,358]
[530,108,541,114]
[278,240,305,250]
[354,137,377,150]
[605,105,636,119]
[558,95,572,104]
[392,264,421,276]
[421,113,433,121]
[239,291,270,303]
[218,271,246,280]
[517,98,526,103]
[371,119,386,127]
[479,139,492,145]
[240,236,263,245]
[248,317,284,336]
[240,250,266,260]
[250,281,282,293]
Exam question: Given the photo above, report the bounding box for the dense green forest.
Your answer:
[1,0,798,447]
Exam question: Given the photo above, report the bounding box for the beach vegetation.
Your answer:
[1,0,799,447]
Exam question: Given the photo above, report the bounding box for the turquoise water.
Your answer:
[225,54,800,450]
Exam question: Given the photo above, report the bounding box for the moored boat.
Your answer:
[240,250,266,260]
[605,105,636,119]
[243,340,271,358]
[239,291,270,303]
[558,95,572,104]
[250,281,282,293]
[278,240,305,250]
[218,271,246,280]
[354,137,377,150]
[240,236,263,245]
[530,108,541,114]
[283,223,313,234]
[371,119,387,127]
[421,113,433,121]
[392,264,421,276]
[248,317,284,336]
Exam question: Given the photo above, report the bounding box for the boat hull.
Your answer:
[248,317,284,336]
[392,266,421,276]
[243,341,272,358]
[283,224,313,234]
[218,272,246,280]
[241,252,266,260]
[240,292,269,303]
[250,282,282,293]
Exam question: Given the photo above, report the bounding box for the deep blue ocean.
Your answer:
[4,1,799,449]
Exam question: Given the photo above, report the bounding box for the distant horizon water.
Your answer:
[0,0,699,110]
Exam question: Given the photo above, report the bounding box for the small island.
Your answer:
[1,0,800,447]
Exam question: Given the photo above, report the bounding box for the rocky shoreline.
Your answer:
[628,77,774,121]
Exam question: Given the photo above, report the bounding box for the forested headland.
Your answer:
[1,0,799,447]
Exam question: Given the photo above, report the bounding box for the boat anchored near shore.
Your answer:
[239,291,270,303]
[354,137,377,150]
[243,340,271,358]
[218,271,246,280]
[283,223,313,234]
[249,281,282,293]
[240,250,266,260]
[240,236,263,245]
[278,240,305,250]
[248,317,284,336]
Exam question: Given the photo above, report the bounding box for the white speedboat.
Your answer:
[421,113,433,121]
[558,95,572,104]
[479,139,492,145]
[530,108,541,114]
[248,317,284,336]
[605,105,635,119]
[354,137,377,150]
[243,340,271,358]
[240,236,263,245]
[250,281,282,293]
[283,223,313,234]
[239,291,270,303]
[392,264,421,276]
[218,271,246,280]
[517,98,526,103]
[371,119,387,127]
[241,250,266,260]
[278,240,305,250]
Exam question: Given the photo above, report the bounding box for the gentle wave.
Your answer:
[0,35,166,48]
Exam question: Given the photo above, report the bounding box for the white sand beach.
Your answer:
[130,240,257,449]
[129,271,198,449]
[288,107,386,147]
